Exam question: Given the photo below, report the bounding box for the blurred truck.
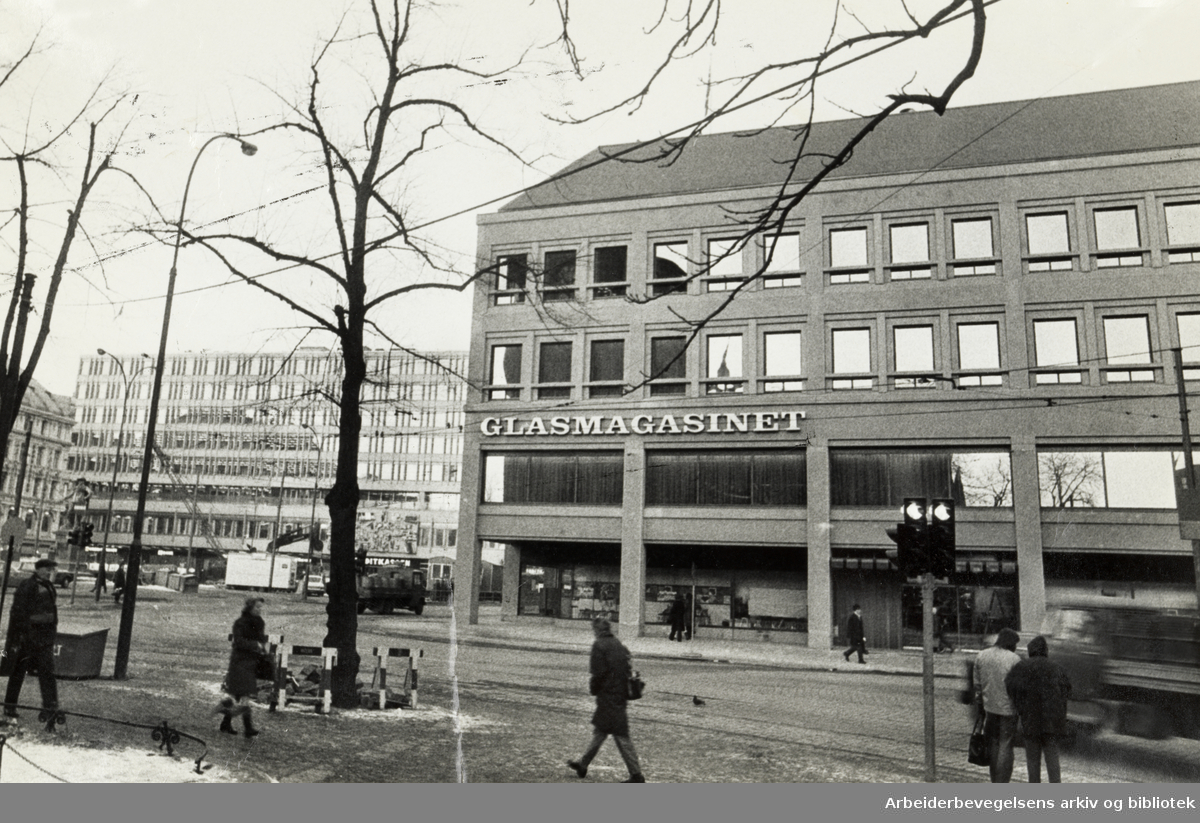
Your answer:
[1040,602,1200,740]
[356,564,426,615]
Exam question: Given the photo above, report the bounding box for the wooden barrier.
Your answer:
[368,647,423,709]
[275,645,338,714]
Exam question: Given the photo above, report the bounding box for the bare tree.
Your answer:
[535,0,990,389]
[0,21,143,497]
[177,0,526,706]
[1037,452,1105,508]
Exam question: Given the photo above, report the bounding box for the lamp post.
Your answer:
[300,423,324,599]
[113,133,258,681]
[95,349,152,603]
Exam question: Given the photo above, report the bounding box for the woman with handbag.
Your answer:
[215,597,269,737]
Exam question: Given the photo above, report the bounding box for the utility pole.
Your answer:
[921,571,936,782]
[268,461,288,591]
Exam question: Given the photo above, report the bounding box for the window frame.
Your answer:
[650,241,691,297]
[1088,202,1146,269]
[703,332,745,395]
[541,249,578,302]
[1022,208,1078,273]
[535,340,574,400]
[703,237,745,292]
[885,220,934,281]
[760,328,804,392]
[1099,313,1156,384]
[587,338,626,398]
[946,214,999,277]
[825,224,872,285]
[760,231,803,289]
[590,245,629,299]
[889,322,938,389]
[829,325,874,390]
[1161,200,1200,263]
[486,342,523,400]
[649,335,689,397]
[1176,310,1200,381]
[1030,316,1085,385]
[952,318,1005,387]
[491,253,528,305]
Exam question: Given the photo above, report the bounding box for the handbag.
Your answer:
[627,670,645,701]
[255,652,276,681]
[968,713,989,766]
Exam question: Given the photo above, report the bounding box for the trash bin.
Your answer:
[54,628,109,679]
[171,574,198,593]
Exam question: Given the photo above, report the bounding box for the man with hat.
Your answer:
[2,557,61,721]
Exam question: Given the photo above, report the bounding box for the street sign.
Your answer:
[1,515,26,546]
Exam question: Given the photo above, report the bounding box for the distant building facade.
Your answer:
[0,379,75,557]
[455,81,1200,650]
[68,348,466,580]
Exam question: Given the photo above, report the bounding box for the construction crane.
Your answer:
[150,441,224,554]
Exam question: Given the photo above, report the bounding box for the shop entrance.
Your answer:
[516,542,621,620]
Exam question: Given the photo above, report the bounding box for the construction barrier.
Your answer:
[275,645,338,714]
[367,647,423,710]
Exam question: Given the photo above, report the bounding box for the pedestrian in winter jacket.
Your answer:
[1005,635,1072,783]
[667,592,687,642]
[3,558,60,720]
[567,617,646,782]
[112,563,127,604]
[215,597,268,737]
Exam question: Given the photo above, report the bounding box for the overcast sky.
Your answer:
[6,0,1200,397]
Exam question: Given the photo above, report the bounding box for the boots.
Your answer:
[219,714,236,734]
[242,711,260,738]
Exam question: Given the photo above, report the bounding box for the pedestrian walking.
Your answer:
[92,563,108,595]
[215,597,269,737]
[1005,635,1072,783]
[667,592,687,642]
[2,558,61,722]
[842,604,867,664]
[567,617,646,783]
[973,627,1021,782]
[112,562,127,604]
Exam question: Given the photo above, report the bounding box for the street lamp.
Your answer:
[94,349,152,602]
[113,133,258,681]
[300,423,324,599]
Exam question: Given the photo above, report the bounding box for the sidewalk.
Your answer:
[439,605,974,682]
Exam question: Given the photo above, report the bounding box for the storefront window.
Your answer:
[646,450,806,506]
[483,451,623,504]
[831,450,1012,507]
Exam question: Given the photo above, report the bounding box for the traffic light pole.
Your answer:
[922,571,937,783]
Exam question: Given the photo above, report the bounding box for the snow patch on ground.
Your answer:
[0,739,233,783]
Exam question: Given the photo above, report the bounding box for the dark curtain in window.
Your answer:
[830,451,952,506]
[538,342,572,383]
[543,250,576,287]
[698,453,751,505]
[590,340,624,382]
[594,247,627,283]
[888,453,951,504]
[646,453,699,505]
[753,451,806,505]
[527,453,576,504]
[651,337,686,381]
[575,453,624,504]
[501,454,531,503]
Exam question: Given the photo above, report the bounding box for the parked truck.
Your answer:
[224,552,296,592]
[356,564,426,615]
[1040,602,1200,740]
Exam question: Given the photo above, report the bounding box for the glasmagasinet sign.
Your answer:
[480,410,805,437]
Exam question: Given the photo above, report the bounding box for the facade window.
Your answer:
[646,450,806,506]
[1102,315,1154,382]
[762,331,803,392]
[1038,450,1184,509]
[892,325,935,389]
[1164,202,1200,262]
[1025,212,1073,271]
[1093,207,1143,268]
[591,246,628,298]
[542,250,576,302]
[955,322,1003,386]
[888,223,932,280]
[588,339,625,398]
[761,233,802,288]
[483,451,623,505]
[649,336,687,396]
[828,227,869,283]
[1032,319,1082,384]
[487,344,522,400]
[831,328,872,389]
[704,334,744,394]
[951,218,996,275]
[493,254,527,305]
[651,242,689,296]
[536,341,572,399]
[1178,313,1200,380]
[831,450,1012,507]
[705,238,743,291]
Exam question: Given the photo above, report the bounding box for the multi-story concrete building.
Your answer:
[69,348,467,585]
[0,379,75,557]
[455,81,1200,651]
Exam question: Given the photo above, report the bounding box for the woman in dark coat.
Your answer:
[216,597,268,737]
[1005,635,1072,782]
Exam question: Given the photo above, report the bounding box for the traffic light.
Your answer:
[81,522,95,548]
[67,527,81,547]
[928,498,956,578]
[885,523,926,578]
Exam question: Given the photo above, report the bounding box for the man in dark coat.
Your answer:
[1005,635,1072,783]
[3,558,60,720]
[667,592,687,642]
[567,617,646,782]
[843,604,867,664]
[112,562,127,604]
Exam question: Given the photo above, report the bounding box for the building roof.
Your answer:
[20,378,74,421]
[501,80,1200,212]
